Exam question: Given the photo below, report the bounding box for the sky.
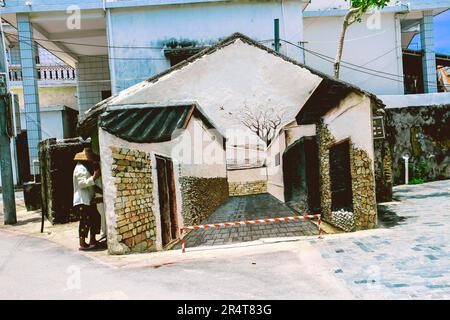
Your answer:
[409,10,450,55]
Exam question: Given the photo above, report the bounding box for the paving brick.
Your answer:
[177,193,318,249]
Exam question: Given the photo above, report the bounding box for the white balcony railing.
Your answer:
[9,64,77,82]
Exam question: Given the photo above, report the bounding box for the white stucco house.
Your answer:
[74,32,391,254]
[91,103,227,253]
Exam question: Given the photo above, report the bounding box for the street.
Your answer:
[0,191,24,214]
[0,180,449,299]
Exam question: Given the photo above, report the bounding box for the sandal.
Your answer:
[79,244,96,251]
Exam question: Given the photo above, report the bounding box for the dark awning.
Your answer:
[295,79,384,125]
[99,105,198,143]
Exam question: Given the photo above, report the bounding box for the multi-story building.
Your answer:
[0,22,78,186]
[303,0,450,100]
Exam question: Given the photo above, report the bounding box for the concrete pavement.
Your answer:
[0,231,352,299]
[0,180,449,299]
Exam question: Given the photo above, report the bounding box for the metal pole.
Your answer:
[0,15,16,224]
[274,18,280,53]
[402,155,409,185]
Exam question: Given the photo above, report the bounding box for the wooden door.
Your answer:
[156,156,178,247]
[329,140,353,211]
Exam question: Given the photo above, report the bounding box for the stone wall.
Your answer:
[374,139,393,202]
[111,147,157,253]
[350,147,377,230]
[385,105,450,184]
[317,122,377,231]
[229,180,267,196]
[180,177,229,226]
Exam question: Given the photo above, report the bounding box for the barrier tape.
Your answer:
[180,214,322,253]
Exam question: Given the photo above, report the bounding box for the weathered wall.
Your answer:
[111,147,157,253]
[229,180,267,196]
[100,39,323,142]
[12,86,77,111]
[385,104,450,184]
[374,138,393,202]
[180,176,229,226]
[227,167,267,196]
[317,92,378,231]
[39,138,89,224]
[107,0,305,92]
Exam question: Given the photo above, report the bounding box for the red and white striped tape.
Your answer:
[180,214,323,253]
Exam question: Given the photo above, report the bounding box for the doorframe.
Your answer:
[154,154,179,248]
[327,137,354,212]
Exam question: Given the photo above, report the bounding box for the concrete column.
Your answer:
[420,11,437,93]
[17,13,42,174]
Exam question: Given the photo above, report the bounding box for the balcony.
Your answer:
[9,64,77,87]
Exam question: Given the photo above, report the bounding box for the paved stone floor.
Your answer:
[178,193,318,249]
[312,179,450,299]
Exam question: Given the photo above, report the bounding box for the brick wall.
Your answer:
[111,147,157,253]
[229,181,267,196]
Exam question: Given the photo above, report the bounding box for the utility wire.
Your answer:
[281,39,441,88]
[6,33,167,61]
[5,31,442,89]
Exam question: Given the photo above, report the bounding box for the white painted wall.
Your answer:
[228,167,268,183]
[323,92,375,162]
[20,108,64,140]
[226,145,266,167]
[265,123,317,202]
[107,0,306,92]
[285,123,316,146]
[304,12,404,95]
[105,39,323,142]
[306,0,349,11]
[266,130,286,202]
[380,92,450,108]
[98,113,226,253]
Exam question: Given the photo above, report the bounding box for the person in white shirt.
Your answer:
[73,148,101,250]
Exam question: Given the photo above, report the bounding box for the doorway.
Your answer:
[282,137,320,212]
[156,155,178,247]
[329,140,353,211]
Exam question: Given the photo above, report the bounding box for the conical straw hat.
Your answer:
[73,148,99,161]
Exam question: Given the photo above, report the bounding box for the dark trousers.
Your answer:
[75,204,101,238]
